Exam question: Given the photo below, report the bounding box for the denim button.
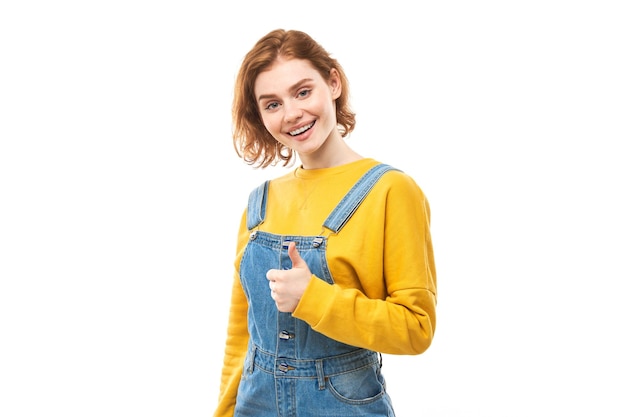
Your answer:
[279,330,294,340]
[278,362,295,372]
[250,231,257,240]
[312,236,323,248]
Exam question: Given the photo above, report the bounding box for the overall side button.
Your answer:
[279,330,294,340]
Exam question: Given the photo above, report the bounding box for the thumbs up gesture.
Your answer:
[266,241,312,312]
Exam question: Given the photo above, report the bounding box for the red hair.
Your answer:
[232,29,356,168]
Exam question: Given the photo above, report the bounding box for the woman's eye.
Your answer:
[265,102,279,111]
[297,89,311,98]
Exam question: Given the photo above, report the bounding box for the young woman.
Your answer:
[213,29,437,417]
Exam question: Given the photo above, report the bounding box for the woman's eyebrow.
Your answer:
[257,78,314,102]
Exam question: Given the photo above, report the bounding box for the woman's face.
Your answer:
[254,57,342,165]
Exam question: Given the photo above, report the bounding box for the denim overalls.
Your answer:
[234,164,397,417]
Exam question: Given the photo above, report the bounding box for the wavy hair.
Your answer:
[232,29,356,168]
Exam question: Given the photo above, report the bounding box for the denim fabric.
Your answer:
[235,164,397,417]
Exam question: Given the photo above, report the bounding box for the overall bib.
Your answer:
[234,164,397,417]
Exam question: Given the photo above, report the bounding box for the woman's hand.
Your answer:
[266,241,312,312]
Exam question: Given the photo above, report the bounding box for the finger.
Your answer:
[266,269,276,281]
[287,241,305,268]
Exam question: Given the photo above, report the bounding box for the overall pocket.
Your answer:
[327,363,386,405]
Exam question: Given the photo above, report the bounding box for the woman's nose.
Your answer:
[283,102,303,123]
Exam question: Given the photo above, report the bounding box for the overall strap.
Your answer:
[245,164,398,232]
[323,164,398,234]
[246,180,270,230]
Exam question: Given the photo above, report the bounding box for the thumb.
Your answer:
[287,241,306,269]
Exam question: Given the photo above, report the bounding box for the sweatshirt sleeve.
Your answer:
[212,215,251,417]
[292,172,437,355]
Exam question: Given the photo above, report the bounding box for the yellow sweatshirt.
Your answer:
[213,158,437,417]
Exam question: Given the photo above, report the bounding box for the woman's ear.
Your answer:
[329,68,342,99]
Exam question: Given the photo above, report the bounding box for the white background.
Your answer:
[1,1,625,416]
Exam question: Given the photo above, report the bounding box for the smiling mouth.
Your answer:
[289,121,315,136]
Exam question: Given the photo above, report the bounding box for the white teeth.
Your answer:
[289,122,314,136]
